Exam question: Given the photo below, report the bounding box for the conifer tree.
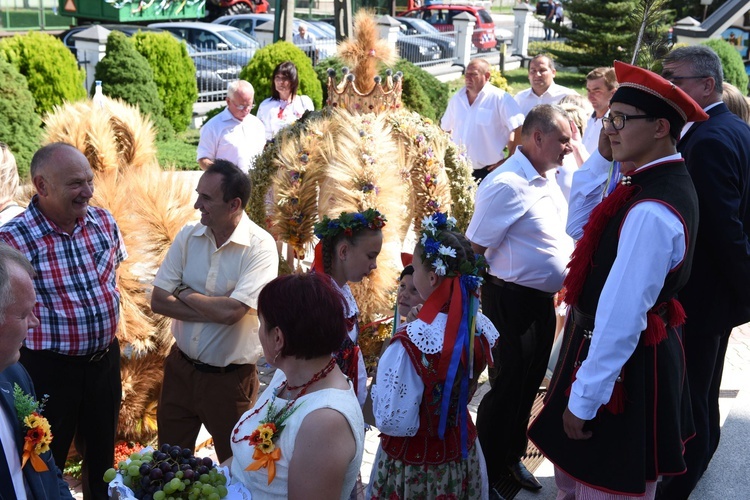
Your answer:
[0,57,42,178]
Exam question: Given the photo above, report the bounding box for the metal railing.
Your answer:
[189,44,254,102]
[397,30,457,67]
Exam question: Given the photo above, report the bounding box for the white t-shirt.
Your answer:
[196,108,266,173]
[441,82,524,169]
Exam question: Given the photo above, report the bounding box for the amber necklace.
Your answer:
[231,357,337,444]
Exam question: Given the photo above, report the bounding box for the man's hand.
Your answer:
[563,407,592,440]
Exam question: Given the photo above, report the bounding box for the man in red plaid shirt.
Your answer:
[0,143,127,500]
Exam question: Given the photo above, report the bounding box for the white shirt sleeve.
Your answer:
[196,118,218,161]
[441,94,457,132]
[565,151,612,240]
[371,341,422,436]
[568,201,687,420]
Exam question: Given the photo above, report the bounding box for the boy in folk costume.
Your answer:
[528,61,708,498]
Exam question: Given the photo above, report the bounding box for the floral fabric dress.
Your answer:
[368,312,499,500]
[230,369,365,500]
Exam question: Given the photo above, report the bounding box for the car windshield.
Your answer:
[220,29,259,48]
[406,18,440,33]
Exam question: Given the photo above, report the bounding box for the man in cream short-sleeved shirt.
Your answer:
[151,160,278,462]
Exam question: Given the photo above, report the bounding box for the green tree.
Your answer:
[132,32,198,133]
[550,0,673,69]
[0,57,43,178]
[240,41,323,111]
[702,38,749,95]
[315,57,450,121]
[0,32,86,116]
[94,31,171,139]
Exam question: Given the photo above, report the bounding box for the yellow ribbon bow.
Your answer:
[245,447,282,484]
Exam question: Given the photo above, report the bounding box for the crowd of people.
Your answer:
[0,45,749,500]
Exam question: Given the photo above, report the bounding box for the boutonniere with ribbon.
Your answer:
[242,396,302,484]
[13,383,52,472]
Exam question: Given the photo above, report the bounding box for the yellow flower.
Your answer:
[257,439,276,454]
[258,426,275,442]
[23,413,52,455]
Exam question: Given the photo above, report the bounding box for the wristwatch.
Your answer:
[173,284,190,299]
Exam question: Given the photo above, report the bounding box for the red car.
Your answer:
[400,4,497,51]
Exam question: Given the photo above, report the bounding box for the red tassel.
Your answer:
[644,311,667,347]
[667,298,686,328]
[564,184,637,307]
[603,378,626,415]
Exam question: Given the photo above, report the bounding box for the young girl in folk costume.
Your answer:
[311,208,387,406]
[369,212,499,499]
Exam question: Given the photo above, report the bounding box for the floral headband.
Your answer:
[419,212,486,291]
[314,208,387,240]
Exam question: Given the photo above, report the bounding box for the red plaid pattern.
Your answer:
[0,197,127,355]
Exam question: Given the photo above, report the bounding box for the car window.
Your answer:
[411,18,439,33]
[231,19,254,35]
[193,31,222,50]
[477,9,493,24]
[430,9,449,25]
[220,29,259,49]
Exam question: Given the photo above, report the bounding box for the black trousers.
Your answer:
[476,280,555,484]
[657,326,732,499]
[20,339,121,500]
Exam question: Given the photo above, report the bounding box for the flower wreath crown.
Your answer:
[419,212,486,290]
[314,208,387,240]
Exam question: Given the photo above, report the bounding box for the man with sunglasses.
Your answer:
[657,46,750,500]
[197,80,266,174]
[528,61,708,499]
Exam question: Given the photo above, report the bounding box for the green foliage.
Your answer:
[0,32,86,116]
[132,32,198,133]
[0,57,42,178]
[701,39,749,95]
[94,31,169,139]
[489,69,511,92]
[157,129,201,170]
[550,0,673,69]
[315,57,450,121]
[240,41,323,111]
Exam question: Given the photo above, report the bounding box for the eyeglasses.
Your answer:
[601,114,652,130]
[663,75,709,83]
[229,100,253,111]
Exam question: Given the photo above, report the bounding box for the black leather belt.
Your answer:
[178,348,246,374]
[486,275,556,298]
[572,305,669,333]
[23,343,113,363]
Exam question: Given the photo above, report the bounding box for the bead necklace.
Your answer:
[231,357,337,444]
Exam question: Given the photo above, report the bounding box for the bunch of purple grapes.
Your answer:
[103,444,228,500]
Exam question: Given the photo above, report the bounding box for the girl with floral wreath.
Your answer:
[368,212,499,499]
[311,208,387,406]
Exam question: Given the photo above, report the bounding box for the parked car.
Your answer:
[59,24,168,58]
[397,32,442,65]
[400,4,497,51]
[212,13,337,60]
[149,21,259,67]
[396,16,456,59]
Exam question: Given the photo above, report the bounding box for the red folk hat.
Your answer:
[610,61,708,134]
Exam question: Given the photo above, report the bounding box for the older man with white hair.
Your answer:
[197,80,266,173]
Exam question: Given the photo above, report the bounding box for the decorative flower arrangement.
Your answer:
[244,397,303,485]
[418,212,486,289]
[13,383,52,472]
[314,208,387,240]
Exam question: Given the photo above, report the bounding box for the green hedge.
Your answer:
[0,32,86,116]
[240,41,323,111]
[701,39,749,95]
[0,57,42,178]
[132,32,198,133]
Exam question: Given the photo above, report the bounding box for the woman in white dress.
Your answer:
[256,61,314,142]
[229,273,365,500]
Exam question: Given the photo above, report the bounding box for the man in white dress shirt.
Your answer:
[528,61,708,499]
[468,104,573,492]
[151,161,278,463]
[441,58,525,182]
[514,54,577,116]
[582,67,618,155]
[196,80,266,173]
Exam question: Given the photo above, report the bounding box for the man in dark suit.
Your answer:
[0,243,72,499]
[658,46,750,499]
